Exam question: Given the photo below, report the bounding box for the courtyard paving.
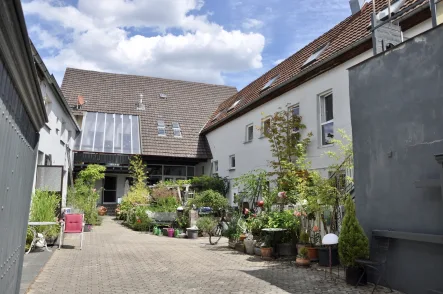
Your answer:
[26,217,394,294]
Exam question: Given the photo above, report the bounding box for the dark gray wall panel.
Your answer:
[349,24,443,294]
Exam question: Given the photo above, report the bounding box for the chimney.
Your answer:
[136,94,145,110]
[349,0,365,15]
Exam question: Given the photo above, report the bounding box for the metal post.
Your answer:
[430,0,438,27]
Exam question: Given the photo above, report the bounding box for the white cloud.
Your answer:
[28,25,63,49]
[242,18,264,30]
[22,0,265,85]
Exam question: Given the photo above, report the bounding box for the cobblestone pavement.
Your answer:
[27,217,394,294]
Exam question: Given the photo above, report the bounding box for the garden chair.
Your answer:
[59,214,84,250]
[355,236,393,293]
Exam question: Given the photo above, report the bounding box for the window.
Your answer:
[228,99,241,112]
[261,117,271,137]
[157,120,166,136]
[213,160,218,173]
[74,112,141,154]
[172,122,182,137]
[303,44,328,66]
[201,165,205,175]
[245,124,254,142]
[289,104,300,133]
[229,155,236,170]
[261,75,279,91]
[320,92,334,145]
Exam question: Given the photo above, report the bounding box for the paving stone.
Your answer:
[27,217,396,294]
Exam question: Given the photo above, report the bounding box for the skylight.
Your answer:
[157,120,166,136]
[303,44,329,66]
[172,122,182,137]
[74,112,140,154]
[228,99,242,112]
[261,75,279,91]
[159,93,167,99]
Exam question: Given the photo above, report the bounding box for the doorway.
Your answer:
[103,176,117,203]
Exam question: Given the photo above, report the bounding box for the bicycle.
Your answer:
[209,210,229,245]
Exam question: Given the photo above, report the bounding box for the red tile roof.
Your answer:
[202,0,428,134]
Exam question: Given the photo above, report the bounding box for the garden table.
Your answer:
[27,222,59,254]
[261,228,287,258]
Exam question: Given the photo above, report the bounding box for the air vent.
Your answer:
[136,94,145,110]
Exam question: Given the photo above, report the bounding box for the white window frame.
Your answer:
[172,122,182,137]
[229,154,236,170]
[245,123,254,143]
[213,160,218,173]
[157,120,166,136]
[260,116,271,138]
[228,99,241,112]
[319,91,334,146]
[289,104,300,134]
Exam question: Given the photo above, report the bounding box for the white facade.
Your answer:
[34,77,79,207]
[204,19,432,205]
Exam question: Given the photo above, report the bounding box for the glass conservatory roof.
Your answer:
[75,112,141,154]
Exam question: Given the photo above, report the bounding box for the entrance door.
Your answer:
[103,176,117,203]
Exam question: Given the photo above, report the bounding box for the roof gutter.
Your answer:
[31,42,81,132]
[201,34,371,135]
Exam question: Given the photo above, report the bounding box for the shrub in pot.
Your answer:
[295,247,310,266]
[297,231,310,251]
[338,196,369,285]
[261,235,273,258]
[196,216,217,237]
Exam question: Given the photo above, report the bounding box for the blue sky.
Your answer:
[23,0,352,90]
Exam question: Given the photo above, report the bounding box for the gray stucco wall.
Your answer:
[349,24,443,294]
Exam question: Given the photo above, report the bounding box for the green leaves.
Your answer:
[190,175,229,196]
[29,189,60,238]
[196,216,218,233]
[190,189,228,211]
[338,196,369,267]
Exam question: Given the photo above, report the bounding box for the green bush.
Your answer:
[148,196,178,212]
[196,216,218,234]
[190,189,228,211]
[67,164,105,225]
[224,212,244,240]
[29,189,60,238]
[338,196,369,267]
[297,247,309,259]
[190,175,229,196]
[130,206,152,231]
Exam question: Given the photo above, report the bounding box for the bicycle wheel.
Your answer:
[209,224,222,245]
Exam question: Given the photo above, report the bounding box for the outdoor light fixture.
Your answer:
[322,233,339,280]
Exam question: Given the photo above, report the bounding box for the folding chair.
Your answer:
[59,214,84,250]
[355,236,393,293]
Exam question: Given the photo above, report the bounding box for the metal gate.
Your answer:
[0,59,39,293]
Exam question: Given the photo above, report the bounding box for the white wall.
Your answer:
[205,19,432,205]
[34,79,78,207]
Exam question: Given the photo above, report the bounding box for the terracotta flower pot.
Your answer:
[307,247,319,261]
[239,234,247,242]
[261,247,272,258]
[295,257,310,266]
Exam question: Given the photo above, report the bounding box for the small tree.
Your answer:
[338,195,369,267]
[263,109,312,187]
[125,155,150,205]
[234,169,269,209]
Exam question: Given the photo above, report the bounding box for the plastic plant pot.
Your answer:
[187,228,199,239]
[167,228,175,237]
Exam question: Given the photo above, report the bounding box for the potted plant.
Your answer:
[261,234,273,259]
[339,196,369,285]
[297,230,310,251]
[98,206,107,216]
[295,247,310,266]
[306,225,320,261]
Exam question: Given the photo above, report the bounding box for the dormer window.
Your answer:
[261,75,279,91]
[157,120,166,136]
[172,122,182,137]
[228,99,241,112]
[303,44,328,67]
